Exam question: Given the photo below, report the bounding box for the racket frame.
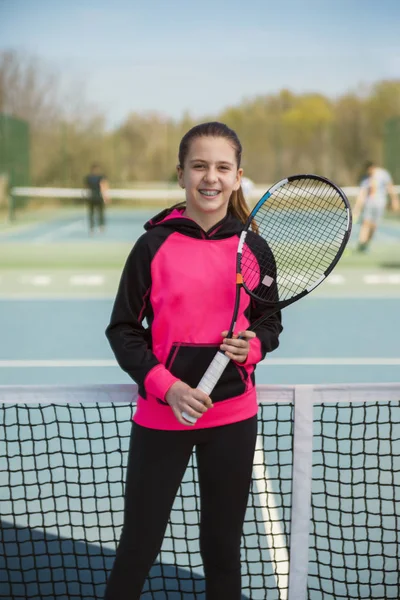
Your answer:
[182,174,352,423]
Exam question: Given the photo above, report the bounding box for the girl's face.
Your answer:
[177,136,242,223]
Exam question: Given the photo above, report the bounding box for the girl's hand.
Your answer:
[165,381,213,426]
[220,330,256,363]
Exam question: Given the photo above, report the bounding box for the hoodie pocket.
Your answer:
[166,343,248,403]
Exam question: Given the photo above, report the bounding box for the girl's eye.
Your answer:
[193,164,205,169]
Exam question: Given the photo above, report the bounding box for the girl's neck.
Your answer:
[182,207,227,232]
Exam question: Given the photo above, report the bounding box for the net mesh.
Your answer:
[0,386,399,600]
[0,397,292,600]
[309,401,400,599]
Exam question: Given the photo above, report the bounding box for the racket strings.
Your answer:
[255,182,346,295]
[241,178,349,302]
[265,181,343,278]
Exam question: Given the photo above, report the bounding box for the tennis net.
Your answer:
[0,383,399,600]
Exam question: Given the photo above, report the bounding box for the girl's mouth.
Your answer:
[199,189,220,198]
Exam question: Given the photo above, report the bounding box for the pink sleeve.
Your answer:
[237,336,263,366]
[144,364,180,400]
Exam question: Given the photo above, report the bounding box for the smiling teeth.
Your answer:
[200,190,219,196]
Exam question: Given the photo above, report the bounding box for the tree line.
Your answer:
[1,50,400,187]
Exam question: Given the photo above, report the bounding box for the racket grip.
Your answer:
[197,351,231,395]
[182,351,231,425]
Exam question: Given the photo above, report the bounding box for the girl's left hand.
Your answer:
[220,330,256,363]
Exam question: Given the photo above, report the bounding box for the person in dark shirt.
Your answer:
[84,164,110,234]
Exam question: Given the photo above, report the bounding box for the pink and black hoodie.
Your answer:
[106,206,283,430]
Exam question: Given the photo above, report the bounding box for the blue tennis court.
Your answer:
[0,296,399,386]
[1,205,400,386]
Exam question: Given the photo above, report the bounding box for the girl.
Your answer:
[104,122,283,599]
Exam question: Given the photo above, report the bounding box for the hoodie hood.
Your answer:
[144,205,243,240]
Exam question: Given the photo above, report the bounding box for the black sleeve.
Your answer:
[244,231,283,359]
[105,235,161,389]
[249,296,282,359]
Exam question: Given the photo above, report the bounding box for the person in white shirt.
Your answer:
[353,161,399,252]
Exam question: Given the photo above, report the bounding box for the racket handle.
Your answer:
[197,351,231,395]
[182,352,231,425]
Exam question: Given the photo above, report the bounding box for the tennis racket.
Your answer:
[182,174,352,424]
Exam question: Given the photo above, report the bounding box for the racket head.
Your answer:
[238,174,352,308]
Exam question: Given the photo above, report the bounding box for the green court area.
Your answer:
[1,206,400,298]
[1,266,400,299]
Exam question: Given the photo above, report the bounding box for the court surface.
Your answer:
[0,206,399,386]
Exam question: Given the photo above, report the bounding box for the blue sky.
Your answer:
[1,0,399,126]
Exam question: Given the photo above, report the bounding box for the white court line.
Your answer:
[19,275,52,286]
[0,360,117,368]
[2,273,400,290]
[261,358,400,366]
[32,219,86,243]
[0,358,400,368]
[326,274,345,285]
[0,222,44,239]
[253,435,289,597]
[1,293,399,301]
[0,295,114,300]
[69,275,105,286]
[364,274,400,284]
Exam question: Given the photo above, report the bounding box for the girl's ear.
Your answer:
[177,165,185,188]
[233,168,243,191]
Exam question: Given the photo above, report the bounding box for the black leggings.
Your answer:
[104,416,258,599]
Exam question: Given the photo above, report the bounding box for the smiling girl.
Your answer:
[104,122,283,599]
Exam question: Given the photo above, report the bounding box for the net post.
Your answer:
[288,385,314,600]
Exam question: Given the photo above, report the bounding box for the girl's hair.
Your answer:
[178,121,251,226]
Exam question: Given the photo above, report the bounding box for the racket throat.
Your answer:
[227,281,242,338]
[227,324,236,338]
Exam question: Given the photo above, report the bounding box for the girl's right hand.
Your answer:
[165,381,213,426]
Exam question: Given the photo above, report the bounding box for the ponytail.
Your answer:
[228,186,258,232]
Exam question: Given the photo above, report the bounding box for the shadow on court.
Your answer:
[0,521,250,599]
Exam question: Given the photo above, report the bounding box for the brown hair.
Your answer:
[178,121,251,225]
